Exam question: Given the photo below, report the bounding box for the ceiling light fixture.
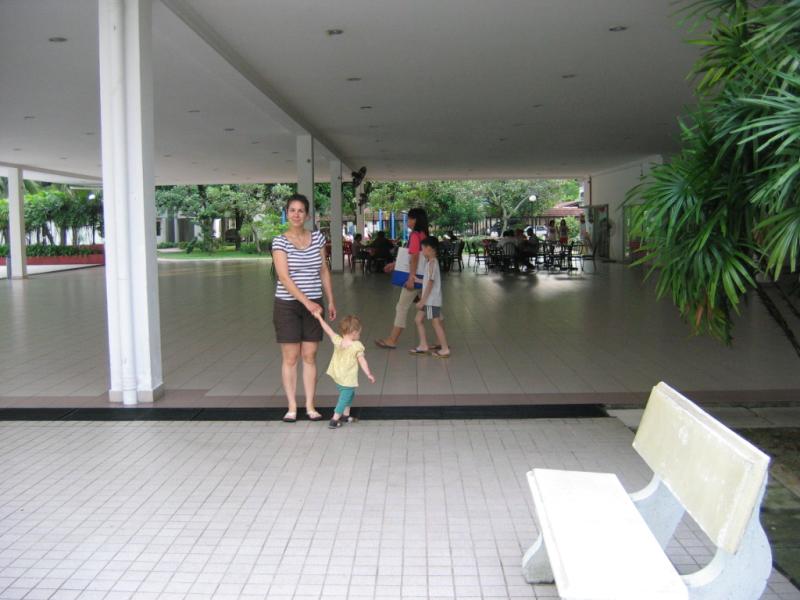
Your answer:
[59,157,67,160]
[251,141,261,144]
[12,148,22,152]
[360,106,373,110]
[609,25,628,32]
[326,28,344,36]
[84,132,94,136]
[48,36,67,43]
[346,77,362,82]
[187,109,200,113]
[498,137,507,142]
[163,154,172,157]
[23,115,35,120]
[532,104,544,108]
[224,127,235,131]
[272,151,280,154]
[562,74,577,79]
[368,124,379,129]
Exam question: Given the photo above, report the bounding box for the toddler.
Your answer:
[315,313,375,428]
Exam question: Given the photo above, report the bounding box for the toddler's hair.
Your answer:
[339,315,362,335]
[421,236,439,254]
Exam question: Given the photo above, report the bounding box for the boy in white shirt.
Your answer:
[409,237,451,358]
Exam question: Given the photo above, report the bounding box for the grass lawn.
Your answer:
[157,247,269,260]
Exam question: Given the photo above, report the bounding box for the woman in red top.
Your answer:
[375,208,429,349]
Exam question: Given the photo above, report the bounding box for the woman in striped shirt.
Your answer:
[272,194,336,423]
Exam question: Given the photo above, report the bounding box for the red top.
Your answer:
[408,231,427,254]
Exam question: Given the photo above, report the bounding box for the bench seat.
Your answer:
[528,468,688,600]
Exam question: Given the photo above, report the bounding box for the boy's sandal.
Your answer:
[432,350,451,359]
[375,339,397,349]
[328,418,342,429]
[307,410,324,421]
[282,412,297,423]
[409,348,429,355]
[344,415,358,423]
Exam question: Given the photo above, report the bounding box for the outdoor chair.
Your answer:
[472,245,489,272]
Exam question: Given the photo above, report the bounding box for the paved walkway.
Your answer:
[0,265,100,280]
[1,260,799,406]
[0,417,797,600]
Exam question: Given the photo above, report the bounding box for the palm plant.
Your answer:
[630,0,800,354]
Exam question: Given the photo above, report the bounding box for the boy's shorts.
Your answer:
[424,305,442,320]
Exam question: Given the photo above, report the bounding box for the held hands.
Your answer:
[306,302,323,319]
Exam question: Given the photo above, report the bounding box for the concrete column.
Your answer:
[356,182,365,238]
[7,167,27,279]
[296,134,314,230]
[98,0,163,405]
[329,159,343,272]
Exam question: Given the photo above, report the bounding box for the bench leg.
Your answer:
[683,484,772,600]
[630,474,684,549]
[521,533,554,584]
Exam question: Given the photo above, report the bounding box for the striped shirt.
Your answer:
[272,231,326,300]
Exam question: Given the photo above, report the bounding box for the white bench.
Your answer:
[522,382,773,600]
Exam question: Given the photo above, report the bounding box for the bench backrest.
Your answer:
[632,382,770,554]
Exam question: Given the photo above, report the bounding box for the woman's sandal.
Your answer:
[432,350,451,359]
[307,410,324,422]
[409,347,429,355]
[282,411,297,423]
[375,339,397,349]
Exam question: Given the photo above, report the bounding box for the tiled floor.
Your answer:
[1,260,799,406]
[0,418,796,600]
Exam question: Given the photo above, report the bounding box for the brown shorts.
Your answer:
[273,298,324,343]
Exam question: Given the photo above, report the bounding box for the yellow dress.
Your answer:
[326,335,366,387]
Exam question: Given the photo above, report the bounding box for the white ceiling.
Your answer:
[0,0,699,184]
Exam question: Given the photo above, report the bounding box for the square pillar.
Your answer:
[329,160,343,272]
[356,182,366,238]
[7,167,27,279]
[99,0,163,405]
[296,134,314,230]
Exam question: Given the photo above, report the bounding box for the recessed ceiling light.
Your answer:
[286,159,294,163]
[12,148,22,152]
[59,157,67,160]
[512,123,524,127]
[23,115,35,120]
[360,106,373,110]
[272,151,280,154]
[368,125,379,129]
[326,28,344,36]
[562,74,577,79]
[532,104,544,108]
[346,77,362,82]
[609,25,628,32]
[375,139,381,143]
[224,127,235,132]
[84,132,95,136]
[213,168,219,171]
[251,141,261,144]
[498,138,507,142]
[191,161,198,165]
[187,109,200,113]
[163,154,172,158]
[48,36,67,43]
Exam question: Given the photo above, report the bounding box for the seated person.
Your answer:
[515,228,537,269]
[370,230,394,264]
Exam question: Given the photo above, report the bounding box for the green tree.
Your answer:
[473,179,576,231]
[630,0,800,353]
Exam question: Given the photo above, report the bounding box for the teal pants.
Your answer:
[335,384,356,415]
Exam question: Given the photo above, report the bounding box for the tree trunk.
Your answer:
[60,227,68,246]
[42,224,55,246]
[234,207,243,251]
